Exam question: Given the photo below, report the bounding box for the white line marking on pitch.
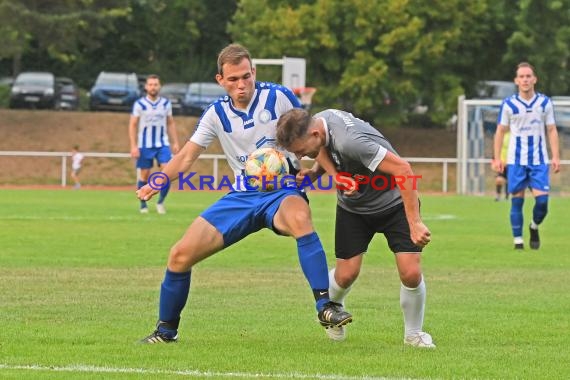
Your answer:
[422,214,457,220]
[0,363,419,380]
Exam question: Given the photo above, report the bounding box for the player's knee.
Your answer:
[168,244,193,271]
[288,207,314,231]
[400,267,422,288]
[533,194,548,223]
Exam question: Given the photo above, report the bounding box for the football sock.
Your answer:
[158,181,171,204]
[532,195,548,226]
[328,268,352,306]
[400,276,426,337]
[158,269,191,335]
[296,232,330,311]
[137,180,148,209]
[496,184,502,197]
[510,197,524,237]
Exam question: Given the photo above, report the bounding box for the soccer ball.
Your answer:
[244,147,289,190]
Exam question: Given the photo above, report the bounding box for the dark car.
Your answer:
[89,72,140,112]
[9,72,58,109]
[160,82,188,115]
[55,77,80,110]
[182,82,227,116]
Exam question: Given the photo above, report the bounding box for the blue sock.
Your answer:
[158,269,191,336]
[158,182,171,204]
[296,232,330,311]
[510,197,524,237]
[532,195,548,225]
[137,180,147,209]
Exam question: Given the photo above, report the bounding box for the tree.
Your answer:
[504,0,570,95]
[229,0,503,126]
[0,0,130,77]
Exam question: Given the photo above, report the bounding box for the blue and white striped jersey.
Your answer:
[190,82,302,189]
[132,96,172,148]
[497,93,556,165]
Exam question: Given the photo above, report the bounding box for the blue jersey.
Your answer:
[190,81,302,189]
[497,93,556,166]
[132,96,173,149]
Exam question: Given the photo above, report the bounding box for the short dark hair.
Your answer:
[217,44,252,76]
[516,62,536,76]
[146,74,160,83]
[276,109,313,148]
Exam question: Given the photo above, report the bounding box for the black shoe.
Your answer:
[514,243,524,250]
[529,225,540,250]
[139,321,178,344]
[318,302,353,329]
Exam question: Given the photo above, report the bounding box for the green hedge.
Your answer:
[0,86,10,108]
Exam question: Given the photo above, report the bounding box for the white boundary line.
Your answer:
[0,363,419,380]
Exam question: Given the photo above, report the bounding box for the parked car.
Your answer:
[9,72,58,109]
[160,82,188,115]
[55,77,80,110]
[89,72,140,112]
[137,74,149,94]
[182,82,227,116]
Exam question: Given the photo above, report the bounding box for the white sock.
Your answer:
[530,221,538,230]
[328,268,352,306]
[514,236,524,244]
[400,276,426,337]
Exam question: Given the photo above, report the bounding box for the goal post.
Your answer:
[251,57,306,90]
[456,96,501,195]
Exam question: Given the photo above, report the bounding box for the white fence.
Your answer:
[0,151,462,192]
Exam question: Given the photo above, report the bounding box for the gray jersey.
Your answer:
[315,109,402,214]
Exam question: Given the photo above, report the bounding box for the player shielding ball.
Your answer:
[276,108,435,348]
[136,44,352,344]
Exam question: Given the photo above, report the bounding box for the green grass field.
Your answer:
[1,189,569,379]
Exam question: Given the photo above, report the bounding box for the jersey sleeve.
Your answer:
[497,99,511,126]
[132,100,143,117]
[276,85,302,111]
[164,98,173,117]
[189,107,218,148]
[544,100,556,125]
[344,135,388,172]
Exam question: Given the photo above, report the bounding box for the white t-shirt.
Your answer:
[72,152,84,170]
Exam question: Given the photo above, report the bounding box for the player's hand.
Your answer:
[335,175,358,196]
[296,168,318,185]
[410,221,431,248]
[551,158,561,173]
[136,184,159,201]
[491,159,504,173]
[130,147,140,159]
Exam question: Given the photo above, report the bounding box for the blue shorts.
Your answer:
[137,146,172,169]
[200,189,308,247]
[507,164,550,193]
